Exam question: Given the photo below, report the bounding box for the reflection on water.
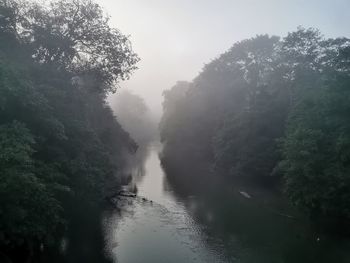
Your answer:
[102,144,350,263]
[103,145,226,263]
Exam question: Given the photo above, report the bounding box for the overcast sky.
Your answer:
[99,0,350,116]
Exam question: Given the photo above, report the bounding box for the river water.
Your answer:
[100,144,350,263]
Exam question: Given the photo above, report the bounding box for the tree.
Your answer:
[0,121,62,254]
[160,28,350,221]
[0,0,139,260]
[3,0,139,92]
[112,90,157,146]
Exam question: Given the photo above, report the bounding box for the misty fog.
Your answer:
[1,1,350,263]
[103,0,349,116]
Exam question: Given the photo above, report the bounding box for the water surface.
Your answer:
[102,145,350,263]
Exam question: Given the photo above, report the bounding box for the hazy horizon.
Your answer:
[102,0,350,116]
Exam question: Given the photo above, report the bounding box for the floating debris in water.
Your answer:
[239,191,251,199]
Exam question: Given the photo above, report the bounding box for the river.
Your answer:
[97,144,350,263]
[49,144,350,263]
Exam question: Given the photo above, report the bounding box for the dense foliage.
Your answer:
[160,28,350,221]
[281,69,350,219]
[0,0,138,260]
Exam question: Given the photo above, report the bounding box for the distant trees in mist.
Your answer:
[112,90,158,147]
[160,28,350,221]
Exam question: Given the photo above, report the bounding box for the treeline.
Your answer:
[111,90,158,147]
[160,28,350,222]
[0,0,138,261]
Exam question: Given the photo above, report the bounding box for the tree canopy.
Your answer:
[160,28,350,221]
[0,0,138,260]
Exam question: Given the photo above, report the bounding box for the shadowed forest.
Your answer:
[0,0,349,262]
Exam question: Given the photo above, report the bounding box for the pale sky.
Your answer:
[101,0,350,117]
